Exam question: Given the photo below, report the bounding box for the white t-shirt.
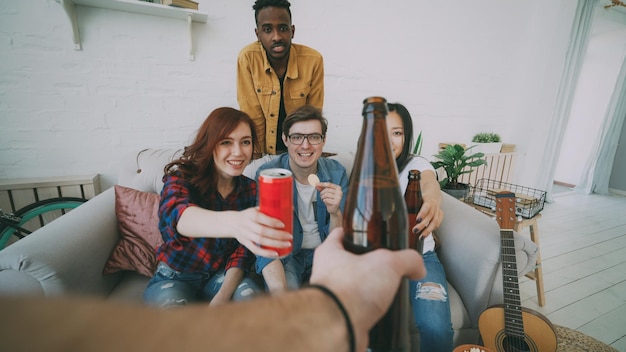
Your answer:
[296,181,321,249]
[399,156,436,254]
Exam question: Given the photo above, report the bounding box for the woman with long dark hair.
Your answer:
[387,102,453,352]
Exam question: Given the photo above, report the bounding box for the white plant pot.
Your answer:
[470,142,502,154]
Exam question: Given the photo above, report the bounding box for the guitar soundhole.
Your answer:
[501,335,532,352]
[495,331,540,352]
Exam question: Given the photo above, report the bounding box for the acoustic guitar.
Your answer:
[478,192,557,352]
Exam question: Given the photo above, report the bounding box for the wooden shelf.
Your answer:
[58,0,208,60]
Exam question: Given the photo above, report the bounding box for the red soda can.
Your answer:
[259,168,293,258]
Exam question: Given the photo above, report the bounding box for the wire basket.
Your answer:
[470,179,546,218]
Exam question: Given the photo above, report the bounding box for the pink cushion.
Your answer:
[103,185,163,277]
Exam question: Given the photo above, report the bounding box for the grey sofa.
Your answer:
[0,148,538,346]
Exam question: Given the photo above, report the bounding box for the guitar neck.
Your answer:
[496,192,525,338]
[480,191,558,352]
[501,228,525,337]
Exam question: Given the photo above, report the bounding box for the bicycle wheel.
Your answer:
[0,197,87,250]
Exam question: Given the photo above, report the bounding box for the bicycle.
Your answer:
[0,197,87,250]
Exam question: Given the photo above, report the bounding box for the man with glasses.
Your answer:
[255,105,348,292]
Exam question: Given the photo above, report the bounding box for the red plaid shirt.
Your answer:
[156,173,256,274]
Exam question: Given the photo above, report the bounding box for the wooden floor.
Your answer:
[515,188,626,351]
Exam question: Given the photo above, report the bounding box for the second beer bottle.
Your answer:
[405,169,425,254]
[343,96,411,352]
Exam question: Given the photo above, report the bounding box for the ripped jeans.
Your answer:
[282,248,315,290]
[143,262,262,307]
[409,250,454,352]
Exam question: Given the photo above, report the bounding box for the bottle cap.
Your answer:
[363,96,386,104]
[408,169,421,179]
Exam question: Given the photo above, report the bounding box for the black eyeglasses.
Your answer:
[287,133,324,145]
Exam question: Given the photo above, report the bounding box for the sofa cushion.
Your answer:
[118,149,183,194]
[106,271,151,303]
[103,186,163,277]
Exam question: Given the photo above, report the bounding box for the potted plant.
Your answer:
[431,144,487,199]
[471,132,502,154]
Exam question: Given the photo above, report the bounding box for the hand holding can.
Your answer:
[259,168,293,258]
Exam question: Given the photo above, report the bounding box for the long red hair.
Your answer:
[164,107,258,195]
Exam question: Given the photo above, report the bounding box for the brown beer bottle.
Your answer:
[405,169,424,254]
[343,96,411,352]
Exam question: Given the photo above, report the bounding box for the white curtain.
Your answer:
[538,0,596,202]
[576,58,626,194]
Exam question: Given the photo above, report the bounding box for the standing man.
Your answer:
[255,106,348,292]
[237,0,324,157]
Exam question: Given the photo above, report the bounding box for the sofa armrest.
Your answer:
[436,193,539,327]
[436,193,503,328]
[0,188,122,297]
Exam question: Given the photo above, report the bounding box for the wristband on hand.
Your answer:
[307,284,355,352]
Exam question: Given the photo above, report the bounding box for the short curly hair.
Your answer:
[253,0,292,25]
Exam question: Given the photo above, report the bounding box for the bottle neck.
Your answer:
[350,99,398,187]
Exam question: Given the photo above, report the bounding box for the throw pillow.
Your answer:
[103,185,163,277]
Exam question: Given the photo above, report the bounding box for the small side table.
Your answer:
[465,202,546,307]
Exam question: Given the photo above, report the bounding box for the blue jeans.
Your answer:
[410,251,454,352]
[143,262,262,307]
[282,249,315,290]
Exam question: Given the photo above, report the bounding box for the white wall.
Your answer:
[0,0,580,191]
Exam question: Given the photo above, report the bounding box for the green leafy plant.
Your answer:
[472,132,501,143]
[431,144,487,189]
[412,130,423,155]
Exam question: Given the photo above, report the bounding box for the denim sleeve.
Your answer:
[338,169,349,212]
[255,255,275,274]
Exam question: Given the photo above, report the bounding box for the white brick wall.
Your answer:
[0,0,592,190]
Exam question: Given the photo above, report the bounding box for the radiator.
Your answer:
[0,174,100,213]
[459,152,517,186]
[436,153,517,187]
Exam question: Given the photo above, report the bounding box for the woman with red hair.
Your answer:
[144,107,292,307]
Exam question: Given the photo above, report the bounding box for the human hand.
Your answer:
[412,170,444,237]
[412,195,444,238]
[234,207,292,258]
[309,228,426,352]
[316,182,343,215]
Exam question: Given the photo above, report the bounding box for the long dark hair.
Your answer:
[387,102,414,172]
[164,107,258,195]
